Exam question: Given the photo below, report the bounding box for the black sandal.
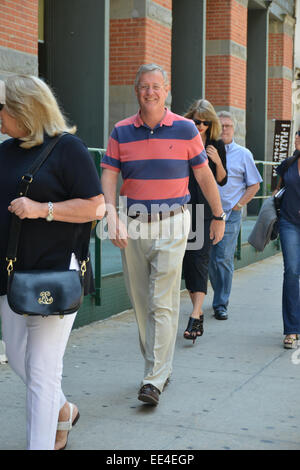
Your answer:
[183,315,204,344]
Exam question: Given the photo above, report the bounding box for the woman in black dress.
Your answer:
[183,99,227,343]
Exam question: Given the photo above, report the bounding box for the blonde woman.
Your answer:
[0,75,105,450]
[182,99,227,342]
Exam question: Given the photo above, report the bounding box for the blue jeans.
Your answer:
[208,210,242,312]
[279,217,300,334]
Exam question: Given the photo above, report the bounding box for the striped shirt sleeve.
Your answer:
[188,130,208,169]
[101,127,121,172]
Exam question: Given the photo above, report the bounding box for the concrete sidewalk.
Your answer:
[1,253,300,451]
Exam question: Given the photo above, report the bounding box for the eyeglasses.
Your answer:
[193,119,211,126]
[138,84,164,92]
[295,131,300,136]
[221,124,233,129]
[0,103,4,111]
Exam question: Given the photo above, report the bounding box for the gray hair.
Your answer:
[134,63,169,87]
[217,110,236,129]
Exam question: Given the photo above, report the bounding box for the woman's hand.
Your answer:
[9,194,106,223]
[206,144,227,184]
[8,197,46,219]
[206,145,221,164]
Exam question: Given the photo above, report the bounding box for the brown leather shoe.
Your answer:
[138,384,160,405]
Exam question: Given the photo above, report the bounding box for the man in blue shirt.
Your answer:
[208,111,262,320]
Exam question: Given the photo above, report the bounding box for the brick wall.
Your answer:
[109,0,172,130]
[268,29,293,120]
[110,18,171,87]
[0,0,38,55]
[110,18,146,86]
[145,18,171,79]
[205,0,248,143]
[110,17,171,86]
[206,0,247,46]
[205,0,247,111]
[206,55,247,110]
[152,0,171,10]
[269,32,293,69]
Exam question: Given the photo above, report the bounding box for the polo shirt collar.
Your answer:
[133,107,174,128]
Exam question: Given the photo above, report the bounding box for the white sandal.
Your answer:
[56,402,80,450]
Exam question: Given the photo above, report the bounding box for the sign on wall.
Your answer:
[271,120,291,189]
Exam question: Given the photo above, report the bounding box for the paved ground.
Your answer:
[1,253,300,451]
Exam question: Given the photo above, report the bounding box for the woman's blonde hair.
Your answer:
[184,99,221,141]
[4,74,76,148]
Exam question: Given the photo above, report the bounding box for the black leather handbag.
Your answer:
[6,134,88,317]
[7,269,84,317]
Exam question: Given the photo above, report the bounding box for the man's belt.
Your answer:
[127,205,187,223]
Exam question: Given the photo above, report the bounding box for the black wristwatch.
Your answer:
[212,212,226,221]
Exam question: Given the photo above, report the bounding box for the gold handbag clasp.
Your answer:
[80,257,89,278]
[6,258,16,276]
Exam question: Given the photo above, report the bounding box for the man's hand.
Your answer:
[210,219,225,245]
[106,213,129,249]
[232,183,260,210]
[101,168,129,248]
[8,197,46,219]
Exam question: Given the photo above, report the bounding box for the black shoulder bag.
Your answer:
[6,134,89,317]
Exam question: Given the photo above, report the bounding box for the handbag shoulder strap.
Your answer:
[6,133,66,271]
[279,150,300,188]
[282,150,300,176]
[22,133,66,194]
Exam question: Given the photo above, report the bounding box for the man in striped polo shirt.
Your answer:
[101,64,225,406]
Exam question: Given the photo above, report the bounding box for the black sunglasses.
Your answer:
[193,119,211,126]
[0,103,4,111]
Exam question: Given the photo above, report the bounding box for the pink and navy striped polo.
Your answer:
[101,108,208,212]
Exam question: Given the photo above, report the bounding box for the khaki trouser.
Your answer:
[121,209,190,392]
